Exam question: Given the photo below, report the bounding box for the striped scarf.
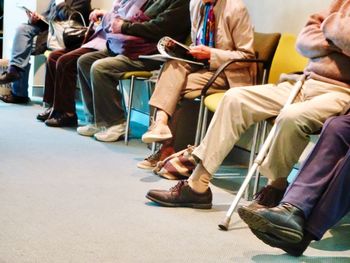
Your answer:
[201,1,216,47]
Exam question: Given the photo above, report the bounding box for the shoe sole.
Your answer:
[238,207,303,243]
[94,133,125,142]
[137,163,156,170]
[145,194,212,209]
[45,122,78,127]
[250,229,305,257]
[141,134,173,144]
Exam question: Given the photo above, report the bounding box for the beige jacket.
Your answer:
[190,0,255,87]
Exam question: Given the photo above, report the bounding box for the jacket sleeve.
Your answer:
[296,10,338,59]
[56,0,92,22]
[209,5,255,70]
[321,9,350,56]
[120,0,190,42]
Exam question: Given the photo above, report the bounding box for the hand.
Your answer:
[28,11,41,24]
[89,9,106,22]
[189,45,211,60]
[111,18,124,34]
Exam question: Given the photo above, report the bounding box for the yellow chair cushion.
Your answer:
[121,71,153,79]
[204,92,225,112]
[268,33,308,84]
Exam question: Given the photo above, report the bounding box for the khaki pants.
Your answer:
[192,78,350,181]
[149,60,228,116]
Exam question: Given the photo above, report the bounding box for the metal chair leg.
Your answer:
[125,75,135,145]
[195,96,205,146]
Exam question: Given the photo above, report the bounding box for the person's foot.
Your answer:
[238,203,305,243]
[36,107,53,122]
[137,145,175,170]
[246,185,286,210]
[77,124,101,137]
[0,71,20,84]
[94,122,126,142]
[0,92,30,104]
[250,228,311,257]
[141,121,172,143]
[146,180,212,209]
[45,112,78,127]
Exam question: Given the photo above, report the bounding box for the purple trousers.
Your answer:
[283,114,350,240]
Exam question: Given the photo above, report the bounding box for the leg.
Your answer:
[260,79,350,182]
[280,114,350,239]
[91,54,160,127]
[52,48,95,113]
[77,50,109,124]
[44,49,68,106]
[10,23,41,69]
[143,65,227,143]
[192,81,293,176]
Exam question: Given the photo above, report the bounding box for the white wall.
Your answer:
[243,0,332,34]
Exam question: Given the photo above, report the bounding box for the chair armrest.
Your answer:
[201,58,266,97]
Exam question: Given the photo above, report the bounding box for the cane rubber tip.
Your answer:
[218,223,228,231]
[218,217,230,231]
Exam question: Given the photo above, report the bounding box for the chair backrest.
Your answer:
[268,33,308,84]
[253,32,281,84]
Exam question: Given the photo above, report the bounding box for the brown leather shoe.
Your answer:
[0,92,30,104]
[0,71,20,84]
[146,180,212,209]
[247,185,286,210]
[45,112,78,127]
[37,107,53,122]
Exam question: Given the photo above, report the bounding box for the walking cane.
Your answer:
[218,75,306,231]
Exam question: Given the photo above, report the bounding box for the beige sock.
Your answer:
[188,163,212,193]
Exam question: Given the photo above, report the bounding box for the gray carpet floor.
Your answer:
[1,101,350,263]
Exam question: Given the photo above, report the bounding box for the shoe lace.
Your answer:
[169,180,186,192]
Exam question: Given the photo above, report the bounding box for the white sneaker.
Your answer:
[77,124,101,137]
[94,122,126,142]
[141,122,172,143]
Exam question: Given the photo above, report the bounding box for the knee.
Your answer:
[221,88,250,110]
[275,106,304,130]
[90,60,106,78]
[77,54,89,72]
[322,116,349,137]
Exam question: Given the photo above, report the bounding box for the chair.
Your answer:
[118,71,154,145]
[218,33,308,231]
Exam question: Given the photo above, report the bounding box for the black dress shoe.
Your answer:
[0,71,20,84]
[36,107,53,122]
[146,180,212,209]
[238,203,305,243]
[45,112,78,127]
[250,228,312,257]
[0,92,30,104]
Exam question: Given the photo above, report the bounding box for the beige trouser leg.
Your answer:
[192,81,294,178]
[192,79,350,185]
[149,60,227,116]
[260,79,350,180]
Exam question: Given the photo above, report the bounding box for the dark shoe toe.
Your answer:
[36,107,53,122]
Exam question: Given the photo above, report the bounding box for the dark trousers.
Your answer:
[43,47,95,113]
[283,114,350,240]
